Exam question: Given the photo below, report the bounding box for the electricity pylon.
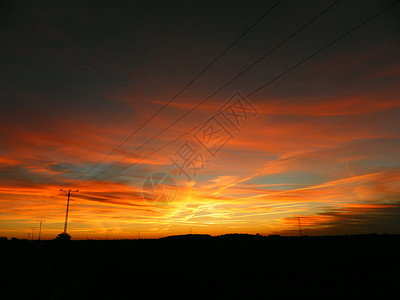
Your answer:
[60,189,78,234]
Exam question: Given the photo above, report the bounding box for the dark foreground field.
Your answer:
[1,234,399,299]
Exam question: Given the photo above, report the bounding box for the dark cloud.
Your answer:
[303,203,400,235]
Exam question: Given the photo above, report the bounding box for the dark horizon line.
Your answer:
[2,232,399,241]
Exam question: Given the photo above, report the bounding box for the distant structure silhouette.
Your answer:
[59,189,78,237]
[37,219,45,240]
[298,217,302,237]
[30,227,36,241]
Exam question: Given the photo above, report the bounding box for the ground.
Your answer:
[1,234,399,299]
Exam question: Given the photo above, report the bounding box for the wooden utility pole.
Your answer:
[60,189,79,234]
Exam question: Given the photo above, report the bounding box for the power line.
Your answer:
[82,0,399,187]
[245,0,400,98]
[73,0,283,183]
[79,0,340,186]
[83,97,257,186]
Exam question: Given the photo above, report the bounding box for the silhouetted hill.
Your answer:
[1,234,399,298]
[159,233,212,240]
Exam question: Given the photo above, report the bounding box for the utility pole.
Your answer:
[37,219,45,240]
[60,189,78,234]
[31,227,36,241]
[297,217,302,237]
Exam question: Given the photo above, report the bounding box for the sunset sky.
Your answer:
[1,0,399,239]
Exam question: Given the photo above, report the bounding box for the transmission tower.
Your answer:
[60,189,79,234]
